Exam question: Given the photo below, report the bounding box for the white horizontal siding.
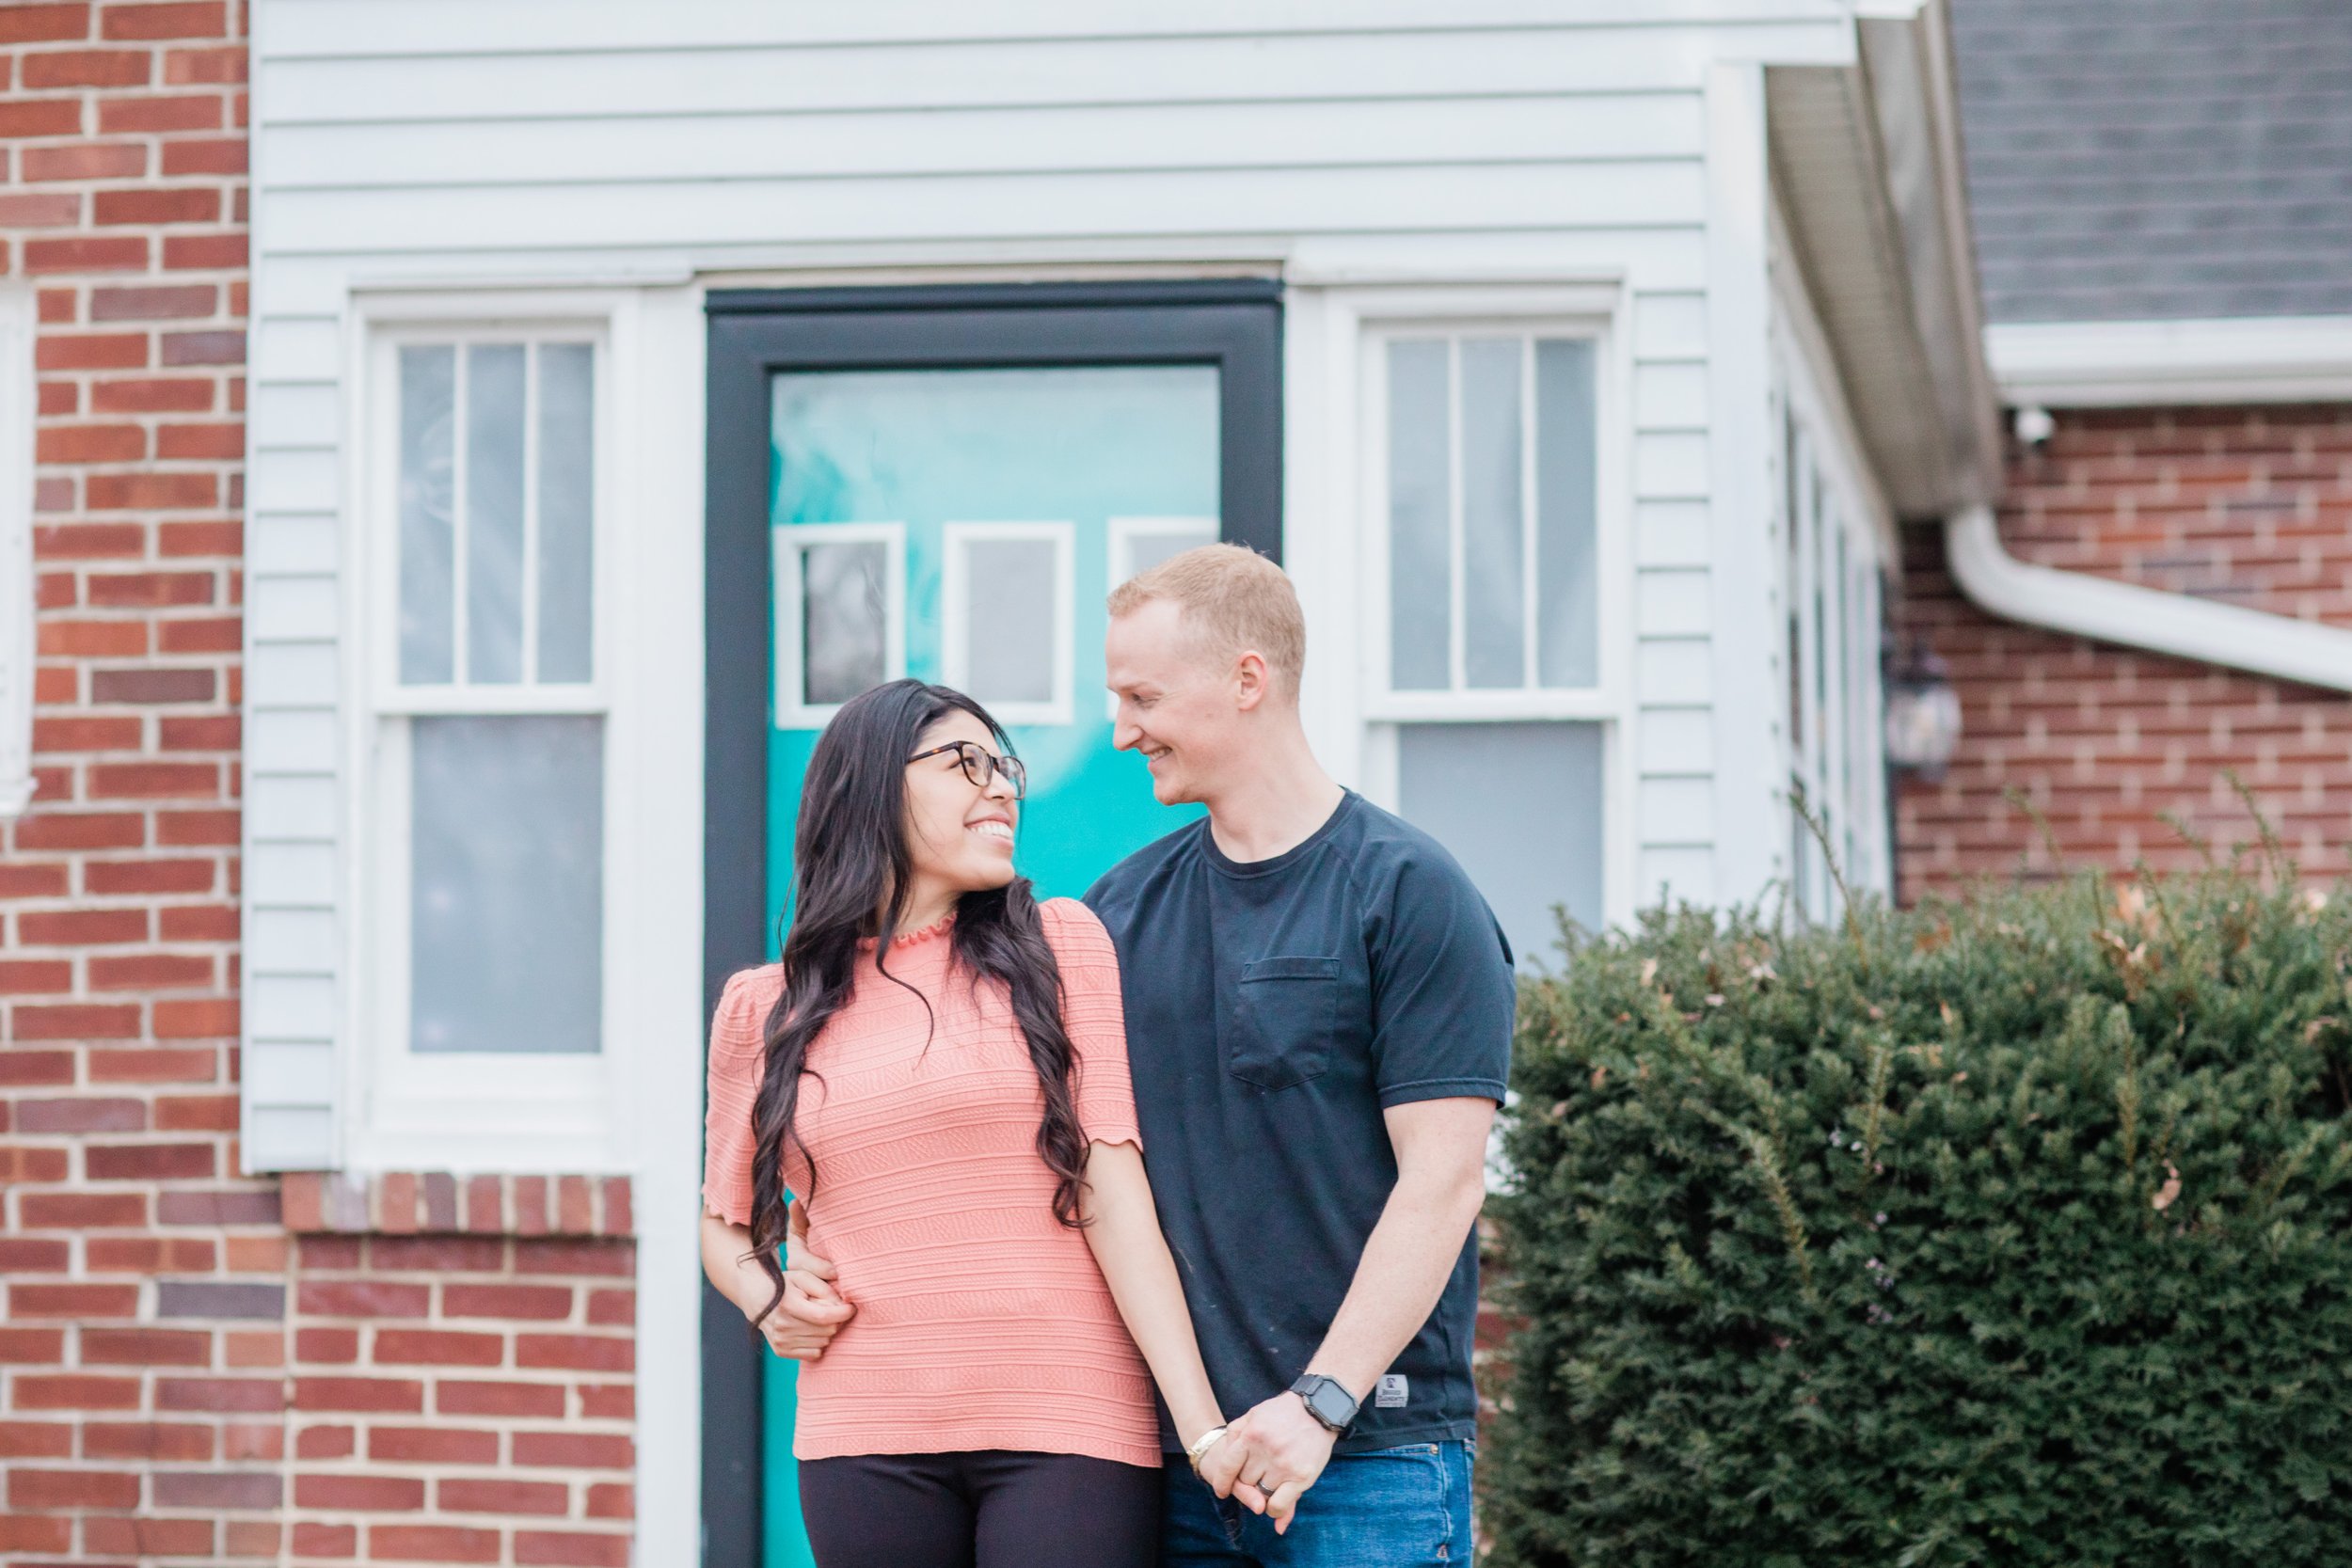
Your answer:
[1629,277,1716,902]
[264,96,1710,189]
[261,0,1852,55]
[247,577,338,641]
[265,165,1714,258]
[1635,500,1710,567]
[245,0,1861,1170]
[248,515,339,577]
[258,24,1846,124]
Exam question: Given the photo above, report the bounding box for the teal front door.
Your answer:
[701,283,1280,1567]
[760,364,1217,1561]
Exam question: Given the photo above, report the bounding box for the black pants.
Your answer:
[799,1449,1161,1568]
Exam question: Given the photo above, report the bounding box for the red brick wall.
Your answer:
[4,3,270,1561]
[1896,405,2352,902]
[2,9,644,1565]
[281,1176,638,1568]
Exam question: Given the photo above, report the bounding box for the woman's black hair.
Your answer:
[742,679,1087,1329]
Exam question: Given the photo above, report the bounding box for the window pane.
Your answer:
[962,537,1057,705]
[1836,529,1853,821]
[410,715,602,1054]
[1811,471,1830,757]
[802,541,889,705]
[466,344,527,685]
[537,342,595,684]
[1125,524,1213,580]
[1387,340,1451,690]
[1398,721,1603,968]
[1534,339,1598,688]
[398,345,454,685]
[1460,338,1525,689]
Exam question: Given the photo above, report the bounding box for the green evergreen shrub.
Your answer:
[1486,866,2352,1567]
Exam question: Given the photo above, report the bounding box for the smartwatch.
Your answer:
[1289,1373,1360,1434]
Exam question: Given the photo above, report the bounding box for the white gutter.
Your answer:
[1943,505,2352,695]
[1986,315,2352,407]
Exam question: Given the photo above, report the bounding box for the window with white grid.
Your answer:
[360,325,624,1164]
[1363,323,1614,966]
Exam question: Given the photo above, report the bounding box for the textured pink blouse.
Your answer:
[702,897,1157,1467]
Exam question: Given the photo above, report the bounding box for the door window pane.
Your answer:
[465,344,527,685]
[959,535,1059,705]
[1116,518,1216,583]
[1398,721,1603,968]
[1460,339,1525,689]
[1534,339,1598,688]
[801,541,890,705]
[409,715,602,1054]
[537,342,596,683]
[397,346,455,685]
[1387,340,1451,691]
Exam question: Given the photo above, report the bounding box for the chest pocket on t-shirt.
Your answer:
[1229,956,1342,1091]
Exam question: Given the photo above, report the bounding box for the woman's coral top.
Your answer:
[702,897,1158,1467]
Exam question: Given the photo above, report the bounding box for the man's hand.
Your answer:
[1200,1391,1336,1533]
[1188,1433,1272,1516]
[761,1235,852,1362]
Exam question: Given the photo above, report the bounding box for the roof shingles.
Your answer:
[1952,0,2352,322]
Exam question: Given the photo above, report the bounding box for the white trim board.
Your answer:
[1987,315,2352,407]
[1943,504,2352,696]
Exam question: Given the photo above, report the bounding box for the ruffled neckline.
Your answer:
[859,913,955,952]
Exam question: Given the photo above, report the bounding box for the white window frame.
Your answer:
[346,297,639,1173]
[1770,294,1896,910]
[772,521,907,729]
[1320,285,1635,928]
[0,284,32,820]
[941,519,1074,727]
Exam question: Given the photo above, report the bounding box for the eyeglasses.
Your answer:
[907,740,1028,800]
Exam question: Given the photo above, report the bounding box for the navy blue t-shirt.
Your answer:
[1083,790,1515,1455]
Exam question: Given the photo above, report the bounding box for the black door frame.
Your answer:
[699,278,1282,1567]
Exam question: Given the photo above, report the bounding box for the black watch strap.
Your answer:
[1289,1373,1359,1434]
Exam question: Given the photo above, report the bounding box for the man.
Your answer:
[779,544,1514,1566]
[1082,543,1512,1566]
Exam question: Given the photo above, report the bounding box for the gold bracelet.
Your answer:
[1185,1424,1228,1475]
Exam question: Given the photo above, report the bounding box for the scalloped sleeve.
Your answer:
[700,966,773,1227]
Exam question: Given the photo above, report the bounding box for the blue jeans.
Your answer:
[1160,1441,1473,1567]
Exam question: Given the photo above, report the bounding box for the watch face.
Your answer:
[1305,1380,1354,1429]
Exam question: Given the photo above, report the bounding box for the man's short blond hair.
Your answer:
[1107,542,1306,695]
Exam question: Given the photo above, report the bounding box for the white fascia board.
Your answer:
[1987,315,2352,407]
[1943,505,2352,694]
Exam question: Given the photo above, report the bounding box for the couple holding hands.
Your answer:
[701,545,1514,1567]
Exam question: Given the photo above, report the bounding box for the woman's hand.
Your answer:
[700,1209,854,1363]
[1189,1429,1270,1515]
[761,1236,853,1361]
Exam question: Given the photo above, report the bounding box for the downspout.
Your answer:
[1942,504,2352,695]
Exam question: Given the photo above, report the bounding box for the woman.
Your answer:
[700,680,1236,1567]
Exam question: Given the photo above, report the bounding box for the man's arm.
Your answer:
[1203,1095,1494,1528]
